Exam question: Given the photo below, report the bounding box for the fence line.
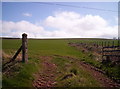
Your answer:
[102,40,120,60]
[70,39,120,61]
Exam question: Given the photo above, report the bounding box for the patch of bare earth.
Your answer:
[33,56,57,88]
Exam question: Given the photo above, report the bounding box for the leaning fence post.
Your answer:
[22,33,28,63]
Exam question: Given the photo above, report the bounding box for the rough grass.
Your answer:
[68,39,120,83]
[2,57,42,88]
[52,56,100,87]
[2,38,119,87]
[2,39,85,87]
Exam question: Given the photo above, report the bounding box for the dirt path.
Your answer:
[54,55,120,88]
[33,56,57,88]
[79,61,120,87]
[33,55,120,88]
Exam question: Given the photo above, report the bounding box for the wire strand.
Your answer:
[33,2,118,13]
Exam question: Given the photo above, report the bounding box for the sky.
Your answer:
[1,2,119,38]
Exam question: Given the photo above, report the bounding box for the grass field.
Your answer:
[2,38,120,88]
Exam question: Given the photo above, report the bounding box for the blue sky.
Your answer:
[2,2,118,38]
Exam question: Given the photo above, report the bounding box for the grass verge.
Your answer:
[2,57,42,88]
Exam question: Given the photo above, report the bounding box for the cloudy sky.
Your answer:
[2,2,118,38]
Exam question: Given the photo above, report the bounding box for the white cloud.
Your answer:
[44,11,118,38]
[2,20,48,38]
[22,13,32,17]
[2,11,118,38]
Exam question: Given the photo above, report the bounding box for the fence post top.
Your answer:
[22,33,27,37]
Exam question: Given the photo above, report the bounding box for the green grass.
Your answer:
[28,39,82,58]
[68,39,120,83]
[2,38,120,87]
[52,56,100,87]
[2,57,42,87]
[2,39,83,59]
[68,39,119,46]
[2,39,85,87]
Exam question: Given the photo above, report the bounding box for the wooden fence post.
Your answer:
[22,33,28,63]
